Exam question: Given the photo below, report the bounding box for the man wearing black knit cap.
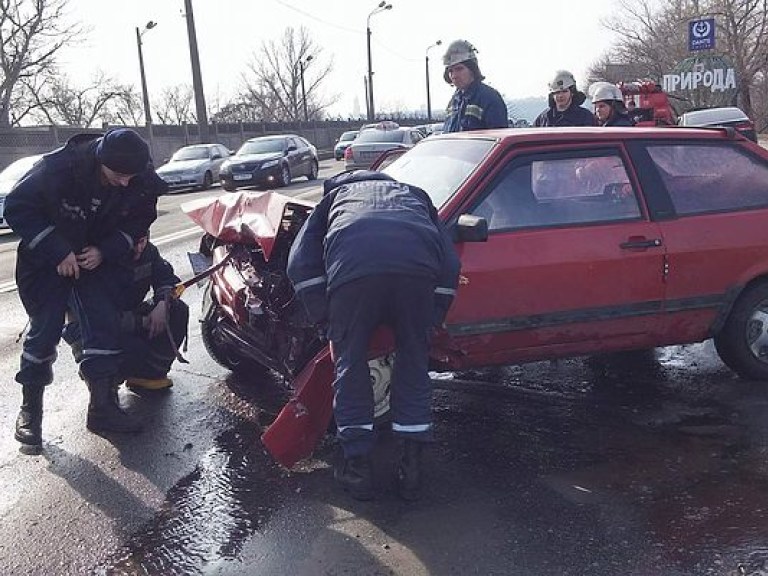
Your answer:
[5,127,166,453]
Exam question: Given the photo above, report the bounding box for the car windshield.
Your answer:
[356,130,406,144]
[172,147,210,161]
[340,132,357,142]
[0,155,41,183]
[382,138,494,208]
[238,139,285,155]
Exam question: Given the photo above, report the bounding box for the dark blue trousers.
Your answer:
[328,274,435,458]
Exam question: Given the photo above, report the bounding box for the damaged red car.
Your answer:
[184,126,768,467]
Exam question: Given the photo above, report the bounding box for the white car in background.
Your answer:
[0,154,43,229]
[156,143,231,191]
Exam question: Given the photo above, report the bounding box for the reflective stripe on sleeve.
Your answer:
[28,226,55,249]
[22,351,58,364]
[435,286,456,296]
[81,348,122,357]
[337,424,374,433]
[293,275,327,292]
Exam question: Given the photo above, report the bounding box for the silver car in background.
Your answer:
[156,143,231,191]
[344,122,424,170]
[0,154,43,229]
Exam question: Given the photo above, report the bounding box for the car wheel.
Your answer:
[307,160,319,181]
[201,282,271,377]
[223,182,236,192]
[278,163,291,187]
[369,354,392,421]
[200,171,213,190]
[714,281,768,380]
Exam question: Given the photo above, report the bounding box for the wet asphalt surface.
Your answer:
[1,243,768,575]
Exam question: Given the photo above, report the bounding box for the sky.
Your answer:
[58,0,620,119]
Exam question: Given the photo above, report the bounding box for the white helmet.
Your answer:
[442,39,478,68]
[590,82,623,103]
[548,70,576,93]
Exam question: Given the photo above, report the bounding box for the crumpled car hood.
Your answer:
[181,190,315,261]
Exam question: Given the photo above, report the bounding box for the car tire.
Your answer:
[278,163,291,187]
[201,282,271,378]
[714,281,768,380]
[222,182,236,192]
[307,160,319,181]
[200,171,213,190]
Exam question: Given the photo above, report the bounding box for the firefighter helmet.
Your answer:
[548,70,577,93]
[590,82,623,103]
[442,39,478,68]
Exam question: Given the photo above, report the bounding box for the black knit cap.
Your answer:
[96,128,150,175]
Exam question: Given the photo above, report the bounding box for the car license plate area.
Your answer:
[233,173,251,181]
[165,176,181,183]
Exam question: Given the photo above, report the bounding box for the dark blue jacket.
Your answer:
[604,114,634,127]
[287,171,461,326]
[443,80,508,133]
[5,133,165,270]
[534,90,597,127]
[122,242,180,310]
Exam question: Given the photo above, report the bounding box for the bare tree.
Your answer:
[102,88,144,127]
[0,0,81,126]
[153,84,195,125]
[25,72,130,127]
[592,0,768,117]
[238,26,336,122]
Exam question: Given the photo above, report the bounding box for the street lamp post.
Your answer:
[299,55,313,123]
[366,1,392,121]
[425,40,442,122]
[135,20,156,155]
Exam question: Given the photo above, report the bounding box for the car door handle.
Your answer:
[619,237,663,249]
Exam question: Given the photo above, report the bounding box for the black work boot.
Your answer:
[86,379,142,434]
[334,454,374,501]
[396,440,424,501]
[14,385,44,453]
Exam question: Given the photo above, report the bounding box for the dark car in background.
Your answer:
[678,107,757,142]
[156,143,231,191]
[220,134,319,191]
[344,121,424,170]
[333,130,359,161]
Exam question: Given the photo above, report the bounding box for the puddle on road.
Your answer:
[94,344,768,575]
[92,375,296,576]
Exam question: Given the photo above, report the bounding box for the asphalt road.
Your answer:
[2,157,768,575]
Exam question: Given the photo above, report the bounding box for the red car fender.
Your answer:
[261,327,396,468]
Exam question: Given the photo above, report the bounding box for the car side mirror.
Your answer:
[211,153,222,160]
[454,214,488,243]
[163,157,170,164]
[287,145,298,153]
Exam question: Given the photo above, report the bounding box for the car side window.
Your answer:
[646,143,768,215]
[472,152,641,232]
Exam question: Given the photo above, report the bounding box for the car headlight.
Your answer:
[220,162,232,174]
[262,160,279,169]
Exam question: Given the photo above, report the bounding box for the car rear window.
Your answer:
[356,130,407,144]
[646,144,768,215]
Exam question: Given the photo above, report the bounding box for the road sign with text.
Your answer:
[689,18,715,51]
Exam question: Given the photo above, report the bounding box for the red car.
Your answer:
[185,126,768,465]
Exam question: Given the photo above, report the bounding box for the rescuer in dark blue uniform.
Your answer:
[442,39,508,133]
[534,70,597,127]
[63,233,190,392]
[5,128,165,452]
[287,170,461,501]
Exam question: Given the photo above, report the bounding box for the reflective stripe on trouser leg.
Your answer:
[389,275,435,442]
[328,277,390,458]
[15,265,70,387]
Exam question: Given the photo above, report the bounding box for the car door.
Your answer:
[210,145,227,179]
[444,145,668,367]
[286,137,305,176]
[631,139,768,341]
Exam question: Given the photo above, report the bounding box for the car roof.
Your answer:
[427,126,747,144]
[679,107,749,126]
